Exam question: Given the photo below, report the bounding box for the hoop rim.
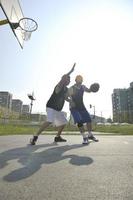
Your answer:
[19,17,38,32]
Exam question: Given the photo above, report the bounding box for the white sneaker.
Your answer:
[82,137,89,145]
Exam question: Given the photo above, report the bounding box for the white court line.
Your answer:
[124,141,129,144]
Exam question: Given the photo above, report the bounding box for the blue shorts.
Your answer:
[70,109,92,124]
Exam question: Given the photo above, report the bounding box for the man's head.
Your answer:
[61,74,70,86]
[75,75,83,84]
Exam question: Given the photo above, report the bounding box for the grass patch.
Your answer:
[94,124,133,135]
[0,123,133,136]
[0,124,39,135]
[0,124,78,136]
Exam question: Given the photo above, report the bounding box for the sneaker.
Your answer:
[82,137,89,145]
[88,135,99,142]
[54,136,67,142]
[30,136,38,145]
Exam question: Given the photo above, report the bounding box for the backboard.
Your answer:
[0,0,25,48]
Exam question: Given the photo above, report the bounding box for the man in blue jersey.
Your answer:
[68,75,99,144]
[30,63,76,145]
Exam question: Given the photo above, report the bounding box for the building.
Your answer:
[0,91,12,110]
[11,99,23,114]
[127,82,133,123]
[22,104,30,114]
[30,113,47,121]
[112,82,133,123]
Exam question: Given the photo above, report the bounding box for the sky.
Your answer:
[0,0,133,119]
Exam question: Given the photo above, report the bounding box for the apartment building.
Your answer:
[12,99,23,114]
[112,82,133,123]
[0,91,12,110]
[22,104,30,114]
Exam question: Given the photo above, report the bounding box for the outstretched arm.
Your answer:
[66,63,76,76]
[83,85,91,93]
[55,63,76,94]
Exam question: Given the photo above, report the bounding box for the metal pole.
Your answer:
[101,111,102,122]
[0,19,8,26]
[30,99,33,116]
[93,106,95,119]
[28,92,35,119]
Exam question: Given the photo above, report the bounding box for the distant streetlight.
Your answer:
[27,92,36,117]
[90,104,95,119]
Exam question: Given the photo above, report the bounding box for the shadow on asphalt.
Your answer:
[0,143,93,182]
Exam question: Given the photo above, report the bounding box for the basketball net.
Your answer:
[22,31,32,41]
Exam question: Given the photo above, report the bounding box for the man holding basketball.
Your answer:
[68,75,99,144]
[30,63,76,145]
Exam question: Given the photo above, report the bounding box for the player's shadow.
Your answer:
[0,142,93,182]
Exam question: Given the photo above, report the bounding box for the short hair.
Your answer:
[75,75,83,82]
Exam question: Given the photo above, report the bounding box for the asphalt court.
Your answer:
[0,135,133,200]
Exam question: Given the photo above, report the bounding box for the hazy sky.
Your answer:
[0,0,133,118]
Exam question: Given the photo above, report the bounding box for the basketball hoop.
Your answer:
[11,17,38,32]
[10,17,38,42]
[0,0,38,48]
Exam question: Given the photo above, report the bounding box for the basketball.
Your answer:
[90,83,100,92]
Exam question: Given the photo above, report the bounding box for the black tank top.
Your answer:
[46,86,68,111]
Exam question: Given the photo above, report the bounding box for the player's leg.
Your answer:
[30,107,54,145]
[36,121,51,136]
[86,122,99,142]
[77,122,85,134]
[79,109,98,142]
[54,124,67,142]
[77,122,88,144]
[83,111,99,142]
[54,111,67,142]
[30,121,52,145]
[70,109,88,144]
